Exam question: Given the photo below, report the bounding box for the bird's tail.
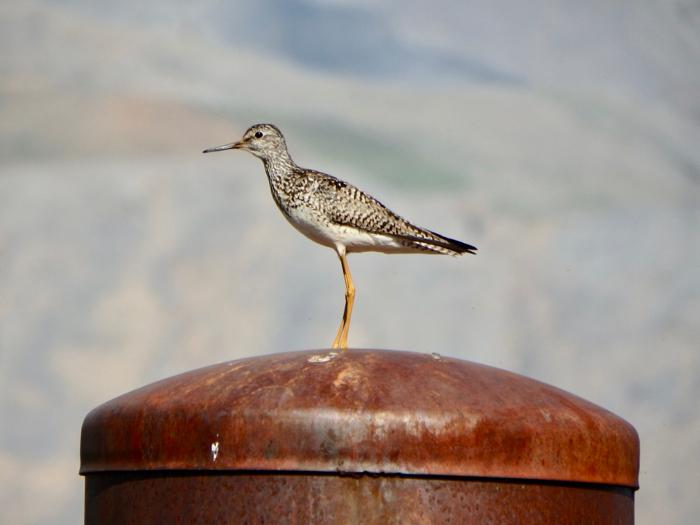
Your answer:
[397,231,477,256]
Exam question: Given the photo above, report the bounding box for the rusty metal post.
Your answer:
[81,349,639,523]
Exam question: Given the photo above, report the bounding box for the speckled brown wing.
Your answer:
[311,171,477,256]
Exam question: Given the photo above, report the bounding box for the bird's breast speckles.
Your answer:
[273,175,322,211]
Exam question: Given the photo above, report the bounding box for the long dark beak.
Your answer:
[202,141,243,154]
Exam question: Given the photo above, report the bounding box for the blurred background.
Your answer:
[1,0,699,523]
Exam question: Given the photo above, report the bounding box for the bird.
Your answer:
[203,124,476,350]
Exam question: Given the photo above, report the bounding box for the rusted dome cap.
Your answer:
[80,349,639,488]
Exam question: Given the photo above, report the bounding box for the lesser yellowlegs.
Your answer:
[203,124,476,350]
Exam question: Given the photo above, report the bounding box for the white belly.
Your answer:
[282,207,410,254]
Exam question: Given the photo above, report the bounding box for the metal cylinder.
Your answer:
[80,349,639,523]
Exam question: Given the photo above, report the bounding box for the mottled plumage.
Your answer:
[203,123,476,349]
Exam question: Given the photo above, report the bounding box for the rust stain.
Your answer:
[85,472,635,524]
[81,349,639,523]
[81,349,639,488]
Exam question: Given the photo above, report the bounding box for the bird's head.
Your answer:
[203,123,287,162]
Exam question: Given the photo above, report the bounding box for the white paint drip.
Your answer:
[211,441,220,461]
[539,409,552,423]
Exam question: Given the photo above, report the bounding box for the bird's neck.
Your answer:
[262,150,296,185]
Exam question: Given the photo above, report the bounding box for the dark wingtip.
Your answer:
[422,228,477,255]
[404,230,478,256]
[461,243,478,255]
[441,236,477,255]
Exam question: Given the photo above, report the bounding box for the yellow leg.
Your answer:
[331,250,355,351]
[339,253,355,349]
[331,315,344,350]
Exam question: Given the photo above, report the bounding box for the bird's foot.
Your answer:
[331,334,348,351]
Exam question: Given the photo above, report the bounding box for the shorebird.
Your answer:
[203,124,476,350]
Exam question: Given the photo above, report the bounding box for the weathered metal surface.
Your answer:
[80,349,639,488]
[85,472,634,524]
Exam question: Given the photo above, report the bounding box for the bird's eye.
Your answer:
[254,131,263,138]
